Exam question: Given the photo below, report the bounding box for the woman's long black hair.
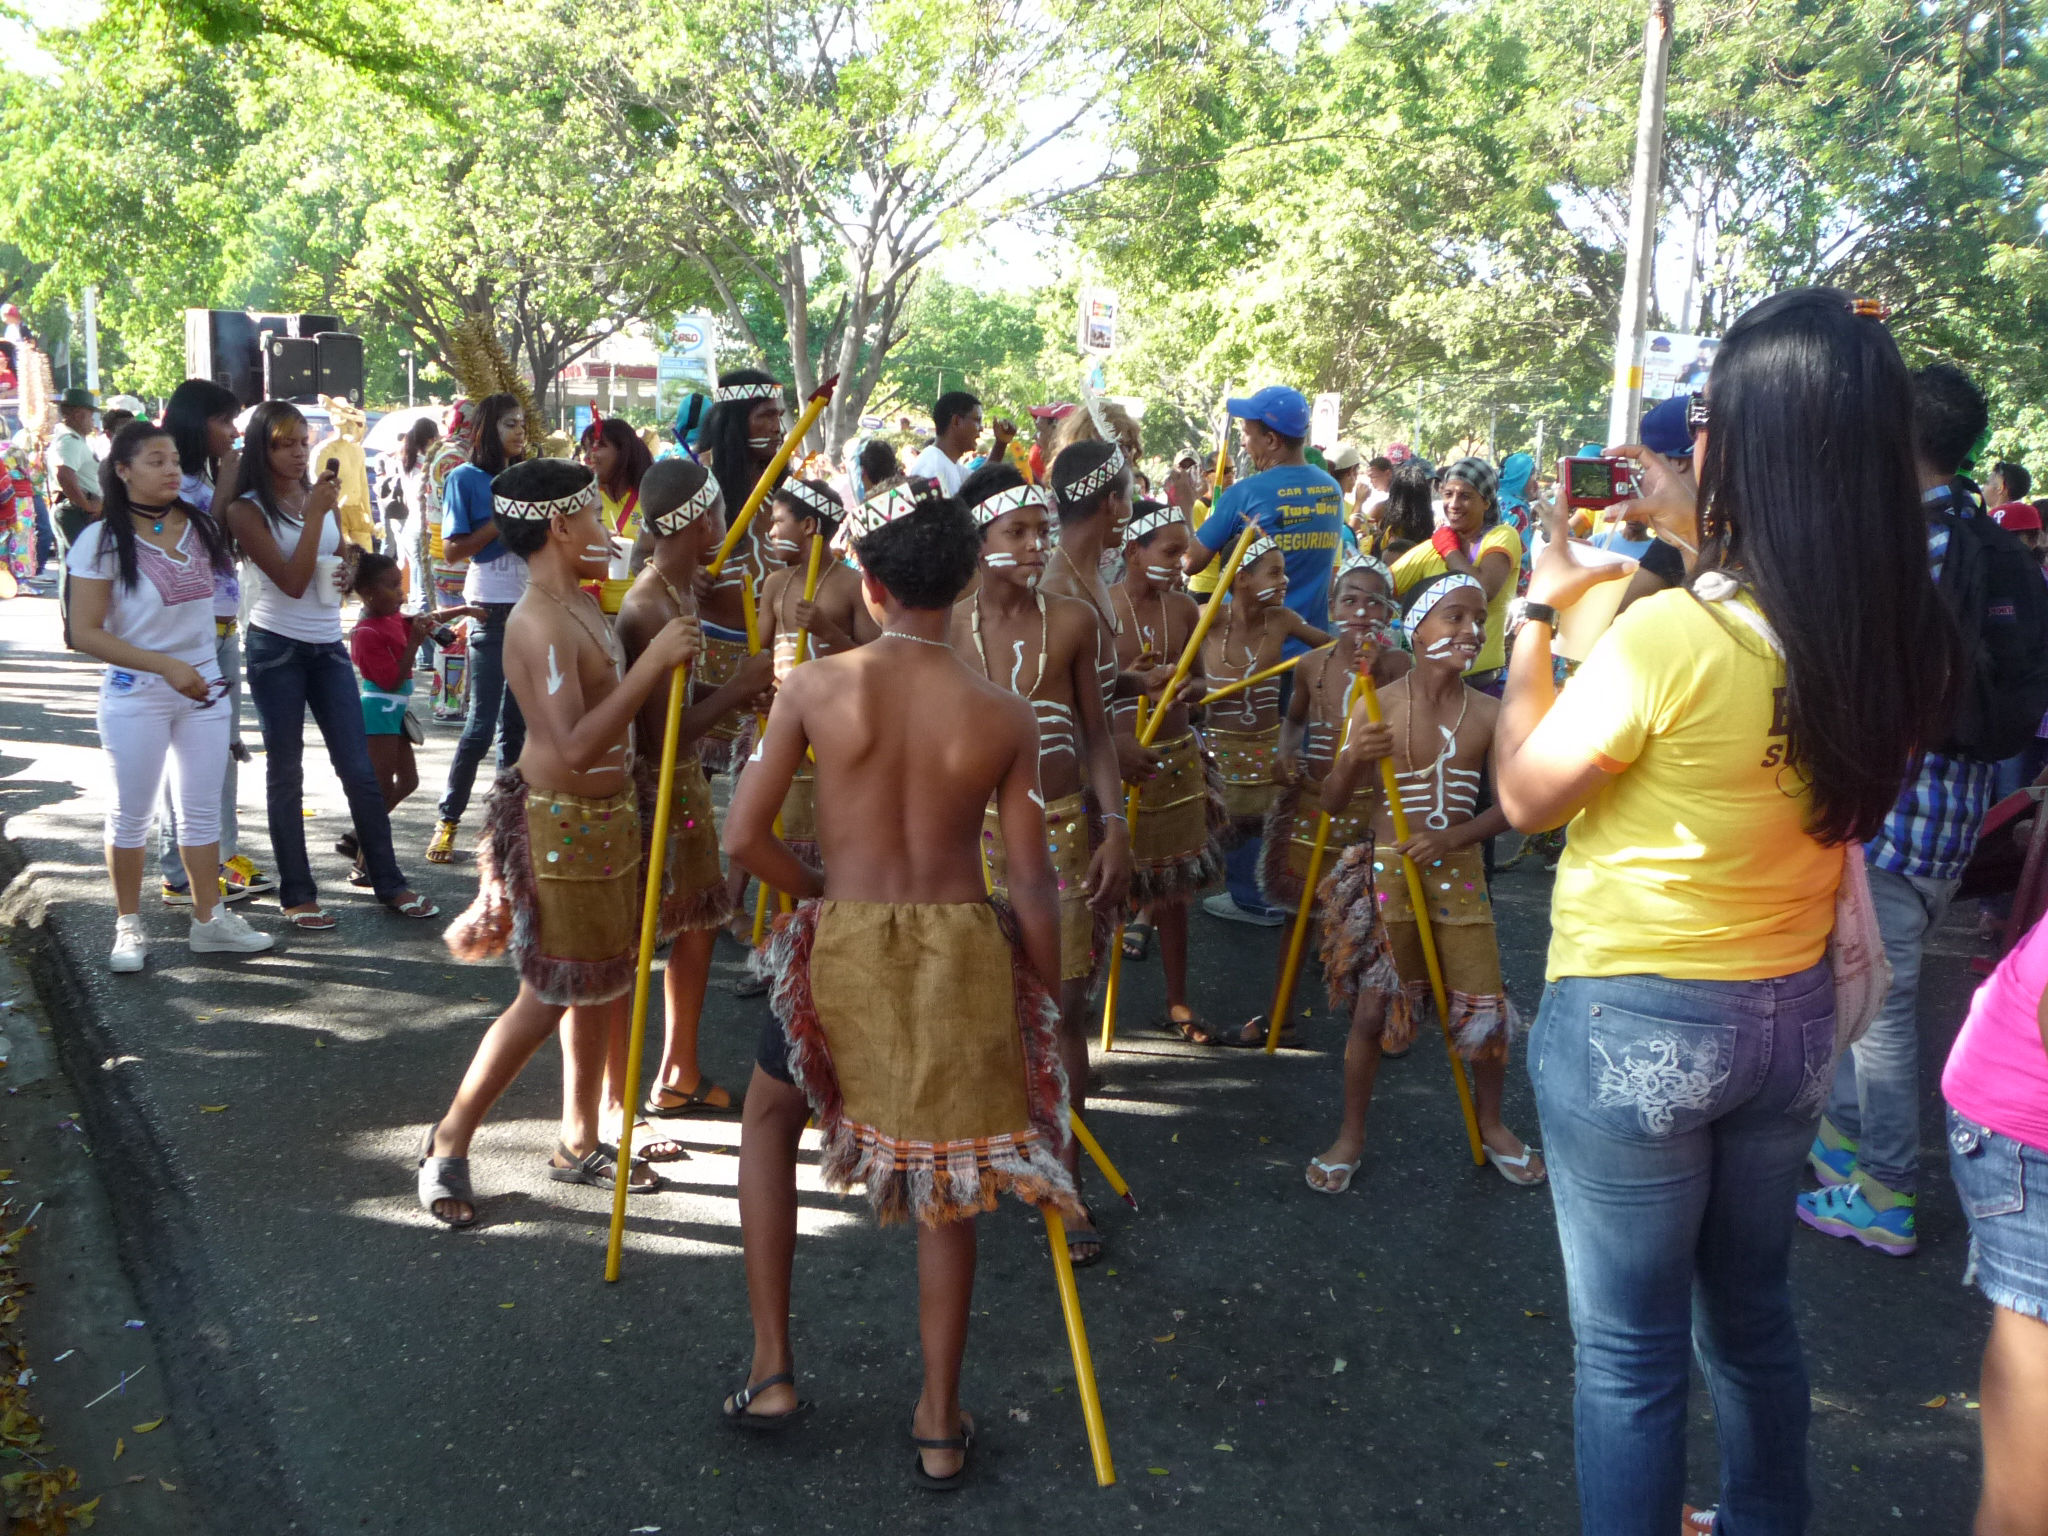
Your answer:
[700,369,785,518]
[99,422,233,589]
[581,415,654,501]
[226,399,309,531]
[468,392,525,478]
[1378,461,1436,556]
[1696,285,1959,845]
[162,378,240,483]
[401,416,440,475]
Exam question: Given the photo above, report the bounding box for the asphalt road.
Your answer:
[0,585,1992,1535]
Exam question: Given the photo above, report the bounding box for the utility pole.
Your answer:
[1605,0,1675,449]
[82,286,99,393]
[1487,403,1498,463]
[400,349,415,408]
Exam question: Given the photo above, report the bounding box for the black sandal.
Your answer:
[1120,921,1154,962]
[546,1143,659,1192]
[721,1372,812,1433]
[645,1078,737,1118]
[1065,1205,1105,1269]
[910,1410,976,1491]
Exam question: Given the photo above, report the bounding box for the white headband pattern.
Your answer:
[1125,502,1186,542]
[1401,572,1482,637]
[1238,531,1279,568]
[495,485,596,522]
[714,382,782,404]
[834,481,929,550]
[1060,445,1128,504]
[782,480,843,524]
[651,474,719,535]
[1336,550,1392,589]
[967,482,1051,528]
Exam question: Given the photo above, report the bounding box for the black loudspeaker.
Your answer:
[290,313,340,339]
[314,332,364,406]
[262,334,318,401]
[184,308,262,407]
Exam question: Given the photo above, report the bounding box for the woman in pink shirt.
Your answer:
[1941,911,2048,1536]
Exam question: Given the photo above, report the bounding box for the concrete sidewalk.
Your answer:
[0,585,1991,1534]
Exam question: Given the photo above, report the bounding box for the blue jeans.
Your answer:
[244,626,408,908]
[160,624,242,882]
[1530,965,1836,1536]
[1823,865,1957,1194]
[438,603,525,823]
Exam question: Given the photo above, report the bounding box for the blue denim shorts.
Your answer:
[1948,1108,2048,1323]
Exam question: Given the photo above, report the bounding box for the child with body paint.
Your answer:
[1304,574,1544,1193]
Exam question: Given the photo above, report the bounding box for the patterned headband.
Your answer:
[495,485,596,522]
[714,381,783,403]
[1060,445,1128,505]
[1124,502,1186,543]
[834,478,940,549]
[1401,572,1482,637]
[781,479,844,525]
[967,481,1050,528]
[1336,550,1392,589]
[651,474,719,535]
[1237,531,1279,569]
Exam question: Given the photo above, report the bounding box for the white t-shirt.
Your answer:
[64,520,218,667]
[908,444,967,496]
[47,424,99,503]
[247,511,346,644]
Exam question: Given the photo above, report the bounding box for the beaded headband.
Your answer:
[780,479,844,525]
[1059,445,1128,505]
[1237,531,1279,569]
[1336,550,1393,590]
[1401,572,1482,637]
[495,484,597,523]
[1124,502,1186,543]
[714,381,782,404]
[966,481,1051,528]
[651,474,720,535]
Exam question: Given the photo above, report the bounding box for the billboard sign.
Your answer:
[656,312,721,423]
[1640,331,1719,401]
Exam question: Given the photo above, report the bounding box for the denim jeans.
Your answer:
[438,603,525,823]
[1530,964,1836,1536]
[160,624,241,883]
[1823,865,1957,1194]
[244,626,408,907]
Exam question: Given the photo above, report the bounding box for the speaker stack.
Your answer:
[185,309,362,406]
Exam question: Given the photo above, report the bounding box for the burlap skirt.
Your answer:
[633,753,732,942]
[447,769,642,1006]
[1258,778,1375,911]
[980,790,1105,983]
[1319,841,1517,1062]
[1205,723,1281,839]
[779,759,820,868]
[693,630,754,774]
[762,898,1081,1227]
[1130,731,1227,904]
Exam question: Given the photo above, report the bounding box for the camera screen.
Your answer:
[1569,459,1615,499]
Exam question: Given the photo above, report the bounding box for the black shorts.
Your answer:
[756,1008,795,1085]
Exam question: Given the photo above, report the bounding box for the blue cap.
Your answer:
[1226,386,1312,438]
[1639,394,1694,459]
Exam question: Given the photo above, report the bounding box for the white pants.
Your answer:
[97,663,230,850]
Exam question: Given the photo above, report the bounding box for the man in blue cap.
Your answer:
[1184,384,1345,925]
[1610,395,1694,607]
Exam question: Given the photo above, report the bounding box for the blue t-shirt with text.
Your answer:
[1194,462,1345,655]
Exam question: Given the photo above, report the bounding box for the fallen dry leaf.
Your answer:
[159,1480,177,1492]
[1152,1332,1176,1343]
[112,1436,124,1461]
[132,1417,164,1433]
[199,1105,228,1114]
[1921,1394,1947,1409]
[1147,1467,1169,1476]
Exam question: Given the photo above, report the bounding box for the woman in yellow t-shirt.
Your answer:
[1389,457,1521,688]
[1491,288,1959,1536]
[579,417,654,612]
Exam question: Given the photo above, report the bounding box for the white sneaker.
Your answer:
[188,908,275,956]
[109,915,148,973]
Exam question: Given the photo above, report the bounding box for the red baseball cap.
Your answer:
[1993,500,2042,532]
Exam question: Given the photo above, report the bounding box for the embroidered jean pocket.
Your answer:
[1949,1115,2026,1220]
[1786,1009,1836,1123]
[1586,1005,1739,1140]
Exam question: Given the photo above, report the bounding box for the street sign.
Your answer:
[1077,288,1118,355]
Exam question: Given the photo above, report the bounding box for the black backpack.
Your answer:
[1935,492,2048,762]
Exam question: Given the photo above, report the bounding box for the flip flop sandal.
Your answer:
[348,867,374,888]
[1158,1010,1221,1045]
[284,908,339,931]
[721,1372,813,1433]
[1305,1156,1362,1195]
[1484,1143,1547,1187]
[1120,922,1154,962]
[1065,1205,1106,1269]
[635,1132,691,1163]
[384,893,441,919]
[908,1410,976,1491]
[645,1078,737,1118]
[416,1121,477,1228]
[546,1143,660,1193]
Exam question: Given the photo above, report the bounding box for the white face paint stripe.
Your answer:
[1009,639,1028,693]
[546,645,566,695]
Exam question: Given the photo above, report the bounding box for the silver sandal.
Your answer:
[416,1121,477,1228]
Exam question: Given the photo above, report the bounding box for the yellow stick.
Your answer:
[1211,388,1233,487]
[789,533,827,667]
[605,664,690,1282]
[1360,678,1485,1164]
[1197,644,1328,709]
[1070,1109,1138,1212]
[1101,697,1147,1054]
[1139,521,1259,749]
[1043,1207,1116,1487]
[1265,674,1363,1053]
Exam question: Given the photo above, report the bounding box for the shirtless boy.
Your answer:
[1041,439,1152,787]
[420,459,698,1227]
[720,488,1074,1490]
[759,477,878,865]
[615,459,776,1132]
[1306,575,1543,1194]
[951,461,1132,1264]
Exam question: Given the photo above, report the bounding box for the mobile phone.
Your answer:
[1560,456,1639,511]
[323,457,342,478]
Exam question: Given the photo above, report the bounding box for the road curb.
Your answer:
[0,830,315,1535]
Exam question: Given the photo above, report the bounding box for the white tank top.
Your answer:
[248,512,345,644]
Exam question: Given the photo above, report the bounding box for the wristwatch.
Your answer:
[1517,602,1560,635]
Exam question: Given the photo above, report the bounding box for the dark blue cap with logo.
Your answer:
[1639,394,1694,459]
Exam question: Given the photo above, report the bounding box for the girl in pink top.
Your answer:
[1941,909,2048,1536]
